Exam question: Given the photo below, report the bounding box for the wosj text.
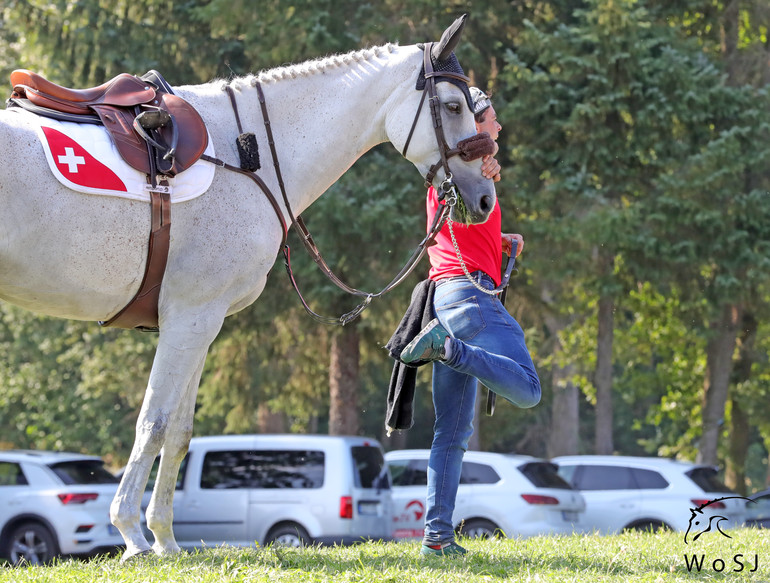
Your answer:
[684,554,759,573]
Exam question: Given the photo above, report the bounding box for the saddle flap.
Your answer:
[153,92,209,175]
[91,92,208,177]
[91,105,153,174]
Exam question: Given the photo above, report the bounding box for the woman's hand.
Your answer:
[502,233,524,257]
[481,155,501,183]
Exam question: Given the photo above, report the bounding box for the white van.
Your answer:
[138,434,392,547]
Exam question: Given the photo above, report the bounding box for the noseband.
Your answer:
[401,43,496,194]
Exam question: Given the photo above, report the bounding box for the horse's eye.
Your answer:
[446,102,462,114]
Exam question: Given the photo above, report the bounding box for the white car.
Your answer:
[553,455,747,535]
[385,449,585,539]
[133,434,393,548]
[0,450,122,565]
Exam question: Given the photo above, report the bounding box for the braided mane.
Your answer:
[226,43,399,90]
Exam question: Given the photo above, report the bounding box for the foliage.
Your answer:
[497,0,770,459]
[0,303,152,465]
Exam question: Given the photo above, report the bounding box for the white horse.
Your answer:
[0,16,495,559]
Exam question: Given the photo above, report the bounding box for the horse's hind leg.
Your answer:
[111,313,224,561]
[147,355,206,555]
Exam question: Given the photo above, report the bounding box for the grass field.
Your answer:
[2,529,769,582]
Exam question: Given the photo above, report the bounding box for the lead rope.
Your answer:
[443,180,516,296]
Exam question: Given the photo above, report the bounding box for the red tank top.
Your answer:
[426,186,502,285]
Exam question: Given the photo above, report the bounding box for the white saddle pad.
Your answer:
[26,111,216,202]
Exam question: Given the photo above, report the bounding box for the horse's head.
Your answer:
[387,14,497,225]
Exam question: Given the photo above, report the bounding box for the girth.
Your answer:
[98,188,171,331]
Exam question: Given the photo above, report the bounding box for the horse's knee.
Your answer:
[136,411,172,452]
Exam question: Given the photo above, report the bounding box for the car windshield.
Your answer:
[520,461,573,489]
[49,460,119,485]
[686,467,733,493]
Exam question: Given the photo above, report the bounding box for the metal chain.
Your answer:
[447,217,503,296]
[441,177,503,296]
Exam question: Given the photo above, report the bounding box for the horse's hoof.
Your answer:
[152,542,183,556]
[120,548,154,563]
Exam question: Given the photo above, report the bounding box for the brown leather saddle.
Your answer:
[8,70,210,331]
[10,69,208,177]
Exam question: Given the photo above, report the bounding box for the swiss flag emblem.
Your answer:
[42,126,127,191]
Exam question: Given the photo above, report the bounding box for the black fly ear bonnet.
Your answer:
[415,15,474,113]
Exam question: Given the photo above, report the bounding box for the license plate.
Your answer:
[562,511,579,522]
[358,501,380,516]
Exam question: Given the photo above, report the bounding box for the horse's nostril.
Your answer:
[480,195,493,214]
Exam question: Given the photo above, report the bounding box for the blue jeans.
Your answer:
[423,273,541,545]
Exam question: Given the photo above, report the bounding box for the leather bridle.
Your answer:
[402,42,492,195]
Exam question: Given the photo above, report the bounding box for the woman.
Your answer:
[400,87,542,557]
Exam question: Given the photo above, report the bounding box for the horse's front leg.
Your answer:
[146,356,206,555]
[111,313,224,562]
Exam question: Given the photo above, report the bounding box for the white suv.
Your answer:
[0,450,122,565]
[136,434,393,548]
[385,449,585,539]
[553,455,747,534]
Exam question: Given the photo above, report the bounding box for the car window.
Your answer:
[557,464,577,484]
[519,462,572,489]
[571,465,636,490]
[389,459,428,487]
[460,462,500,485]
[631,468,669,489]
[686,467,733,493]
[0,462,28,486]
[351,446,390,489]
[200,449,325,489]
[747,494,770,519]
[49,460,119,485]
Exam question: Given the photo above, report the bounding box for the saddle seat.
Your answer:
[10,70,157,115]
[10,69,208,177]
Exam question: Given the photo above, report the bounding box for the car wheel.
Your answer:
[265,523,311,547]
[456,518,503,539]
[4,521,59,566]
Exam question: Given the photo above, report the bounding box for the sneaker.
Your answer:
[420,541,468,557]
[400,319,448,363]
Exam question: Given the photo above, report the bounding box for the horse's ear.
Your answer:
[431,13,467,63]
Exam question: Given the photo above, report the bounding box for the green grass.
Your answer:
[2,529,769,582]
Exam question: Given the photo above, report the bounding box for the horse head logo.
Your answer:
[683,496,754,545]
